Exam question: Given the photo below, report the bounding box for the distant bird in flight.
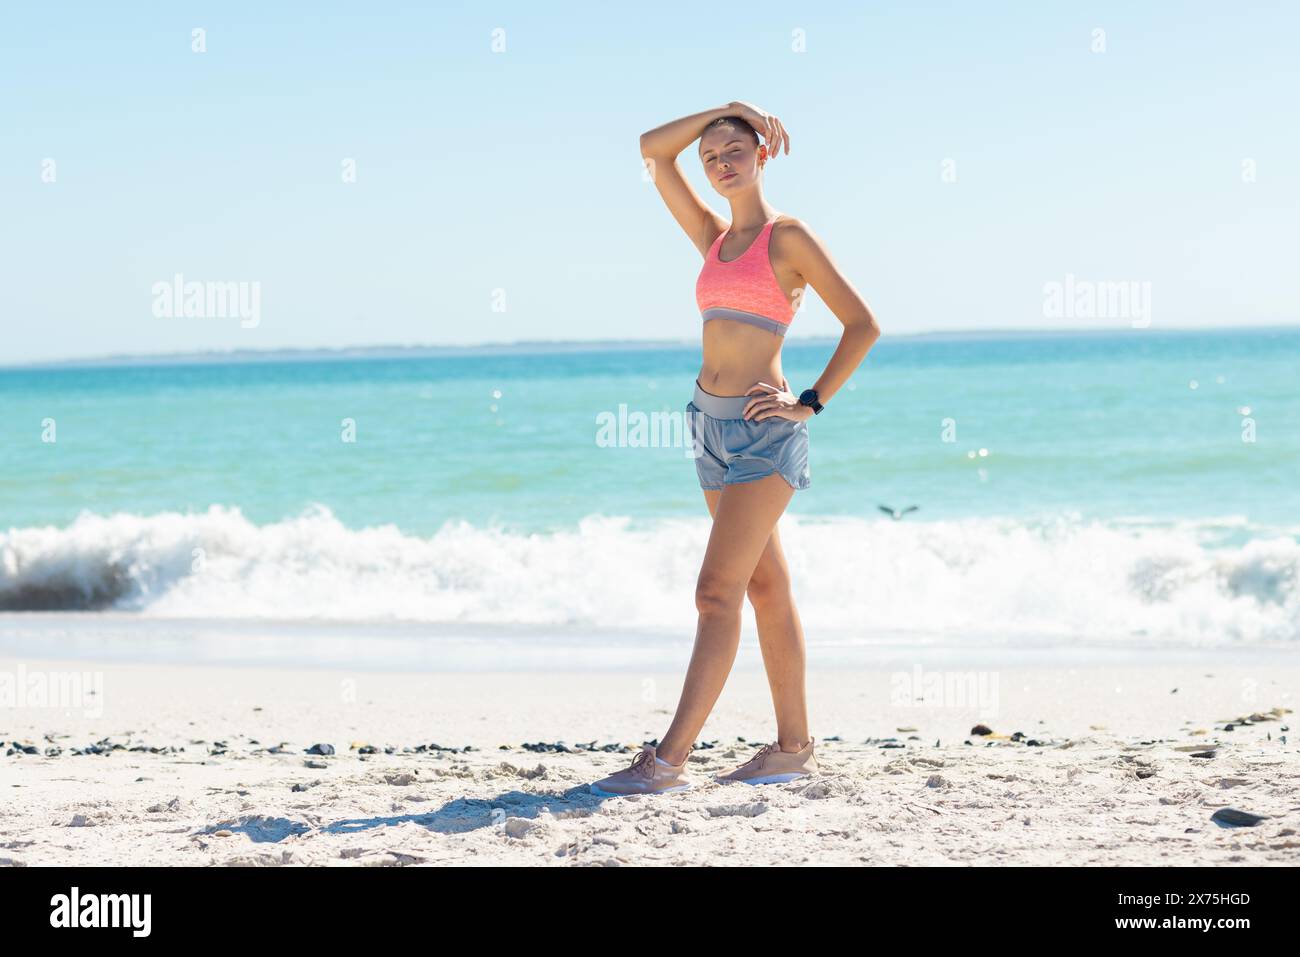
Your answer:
[878,504,919,520]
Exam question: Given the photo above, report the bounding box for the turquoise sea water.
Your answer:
[1,326,1298,646]
[4,327,1297,531]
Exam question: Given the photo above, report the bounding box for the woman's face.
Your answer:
[698,127,760,193]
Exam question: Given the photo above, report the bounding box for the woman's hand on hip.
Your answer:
[742,380,811,421]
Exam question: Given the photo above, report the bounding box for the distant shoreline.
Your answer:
[4,322,1297,371]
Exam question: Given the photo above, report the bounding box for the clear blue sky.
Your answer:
[3,0,1297,364]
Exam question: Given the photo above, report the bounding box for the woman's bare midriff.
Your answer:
[697,319,786,396]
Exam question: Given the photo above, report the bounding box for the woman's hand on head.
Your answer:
[728,101,789,160]
[742,380,811,421]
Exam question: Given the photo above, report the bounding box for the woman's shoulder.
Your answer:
[771,212,808,233]
[768,213,814,251]
[767,215,828,280]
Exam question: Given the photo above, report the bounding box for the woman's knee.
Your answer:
[746,569,792,611]
[695,572,746,617]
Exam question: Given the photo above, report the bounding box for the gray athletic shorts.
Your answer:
[686,380,811,491]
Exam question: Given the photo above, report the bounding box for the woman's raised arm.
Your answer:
[638,103,739,256]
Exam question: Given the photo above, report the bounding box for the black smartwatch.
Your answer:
[798,388,823,414]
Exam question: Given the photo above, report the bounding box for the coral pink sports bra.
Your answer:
[695,213,795,337]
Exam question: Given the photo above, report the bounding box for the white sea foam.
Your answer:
[1,505,1297,645]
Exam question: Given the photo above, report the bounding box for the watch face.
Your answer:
[799,389,818,405]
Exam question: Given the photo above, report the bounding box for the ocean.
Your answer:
[2,326,1298,666]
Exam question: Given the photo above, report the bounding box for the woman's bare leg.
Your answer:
[655,472,795,765]
[744,523,811,750]
[701,489,810,752]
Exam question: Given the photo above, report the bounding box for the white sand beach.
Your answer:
[2,653,1297,866]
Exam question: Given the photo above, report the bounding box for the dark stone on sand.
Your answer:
[970,724,993,736]
[574,741,611,752]
[1190,750,1217,759]
[1211,807,1268,828]
[521,739,625,754]
[512,738,644,754]
[305,743,335,756]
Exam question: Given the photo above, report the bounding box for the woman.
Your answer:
[591,101,882,796]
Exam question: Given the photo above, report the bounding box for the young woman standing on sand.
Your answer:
[592,101,882,795]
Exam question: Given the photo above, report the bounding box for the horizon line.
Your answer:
[4,320,1298,371]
